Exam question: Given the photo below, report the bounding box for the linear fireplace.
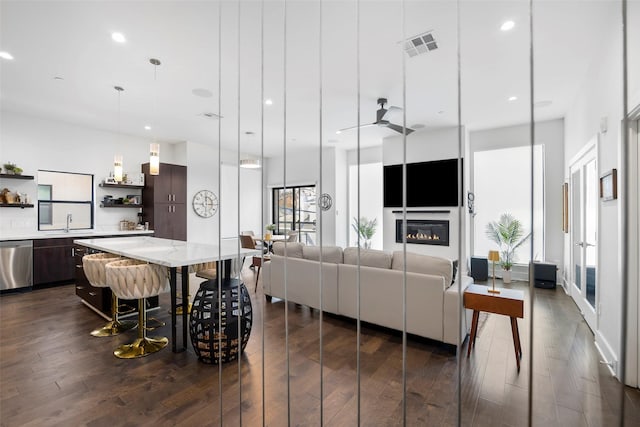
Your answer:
[396,219,449,246]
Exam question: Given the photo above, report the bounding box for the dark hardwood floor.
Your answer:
[1,269,639,426]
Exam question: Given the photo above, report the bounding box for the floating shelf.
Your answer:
[0,203,34,208]
[100,203,143,208]
[99,182,144,190]
[0,173,35,180]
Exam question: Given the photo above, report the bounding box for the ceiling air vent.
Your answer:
[402,30,438,58]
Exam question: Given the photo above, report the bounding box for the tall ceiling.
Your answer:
[0,0,619,157]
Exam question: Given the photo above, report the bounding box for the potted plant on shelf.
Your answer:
[3,162,16,175]
[485,213,530,283]
[352,217,377,249]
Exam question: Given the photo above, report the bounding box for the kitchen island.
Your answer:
[74,236,258,352]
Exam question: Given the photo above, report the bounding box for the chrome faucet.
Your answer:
[65,213,72,232]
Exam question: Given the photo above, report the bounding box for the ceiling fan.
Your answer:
[337,98,414,135]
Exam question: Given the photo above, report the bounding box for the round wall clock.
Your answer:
[319,193,333,211]
[192,190,218,218]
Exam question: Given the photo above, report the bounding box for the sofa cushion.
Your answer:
[272,241,304,258]
[302,245,344,264]
[391,251,453,287]
[343,247,392,269]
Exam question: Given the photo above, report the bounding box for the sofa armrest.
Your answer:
[442,275,473,345]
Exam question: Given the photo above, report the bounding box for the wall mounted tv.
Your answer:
[383,158,463,207]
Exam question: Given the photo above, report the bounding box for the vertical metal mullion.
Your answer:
[455,1,463,425]
[527,0,535,426]
[236,1,243,425]
[260,0,266,425]
[318,2,324,424]
[619,0,629,423]
[355,0,362,424]
[401,0,407,425]
[216,0,223,424]
[283,0,291,424]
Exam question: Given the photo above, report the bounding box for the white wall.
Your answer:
[0,110,180,233]
[185,141,263,244]
[382,127,467,264]
[469,119,565,280]
[563,8,625,381]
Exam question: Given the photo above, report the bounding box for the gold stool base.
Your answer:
[168,303,193,315]
[90,319,137,337]
[113,336,168,359]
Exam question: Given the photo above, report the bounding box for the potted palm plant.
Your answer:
[352,217,377,249]
[485,213,530,283]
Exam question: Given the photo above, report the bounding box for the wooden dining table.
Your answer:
[74,236,258,352]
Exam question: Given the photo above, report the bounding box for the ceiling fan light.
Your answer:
[240,159,261,169]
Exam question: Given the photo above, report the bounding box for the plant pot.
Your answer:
[502,270,512,284]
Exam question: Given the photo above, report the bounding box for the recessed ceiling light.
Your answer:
[111,32,126,43]
[508,96,518,102]
[245,131,255,135]
[144,125,151,130]
[265,99,273,106]
[501,20,515,31]
[53,76,64,80]
[335,130,342,135]
[0,51,14,60]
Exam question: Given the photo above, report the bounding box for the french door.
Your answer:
[272,185,317,244]
[569,141,598,331]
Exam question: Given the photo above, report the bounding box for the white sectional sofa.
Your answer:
[262,242,472,346]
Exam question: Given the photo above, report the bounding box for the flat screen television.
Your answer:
[383,158,462,207]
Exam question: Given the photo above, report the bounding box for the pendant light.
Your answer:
[114,86,124,182]
[149,58,161,175]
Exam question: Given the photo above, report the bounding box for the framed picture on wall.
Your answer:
[599,169,617,201]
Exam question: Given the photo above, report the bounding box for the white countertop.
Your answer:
[0,229,154,241]
[74,236,259,267]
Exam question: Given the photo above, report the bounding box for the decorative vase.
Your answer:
[502,270,512,284]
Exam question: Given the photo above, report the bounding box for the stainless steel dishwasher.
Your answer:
[0,240,33,290]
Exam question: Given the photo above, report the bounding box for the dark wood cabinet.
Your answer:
[33,238,75,286]
[142,162,187,240]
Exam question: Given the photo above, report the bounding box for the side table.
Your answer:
[464,284,524,372]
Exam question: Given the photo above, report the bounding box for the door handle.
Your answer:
[574,242,584,247]
[585,242,595,247]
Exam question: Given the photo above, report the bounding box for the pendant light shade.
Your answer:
[113,86,124,182]
[150,143,160,175]
[114,154,123,182]
[149,58,161,175]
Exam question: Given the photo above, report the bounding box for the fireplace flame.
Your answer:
[406,233,440,240]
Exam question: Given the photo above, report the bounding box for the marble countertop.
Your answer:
[0,229,154,241]
[74,236,259,267]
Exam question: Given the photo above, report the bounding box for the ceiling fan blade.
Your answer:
[386,123,414,135]
[381,105,403,121]
[337,123,377,133]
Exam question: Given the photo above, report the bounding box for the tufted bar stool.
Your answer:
[105,259,170,358]
[83,253,137,337]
